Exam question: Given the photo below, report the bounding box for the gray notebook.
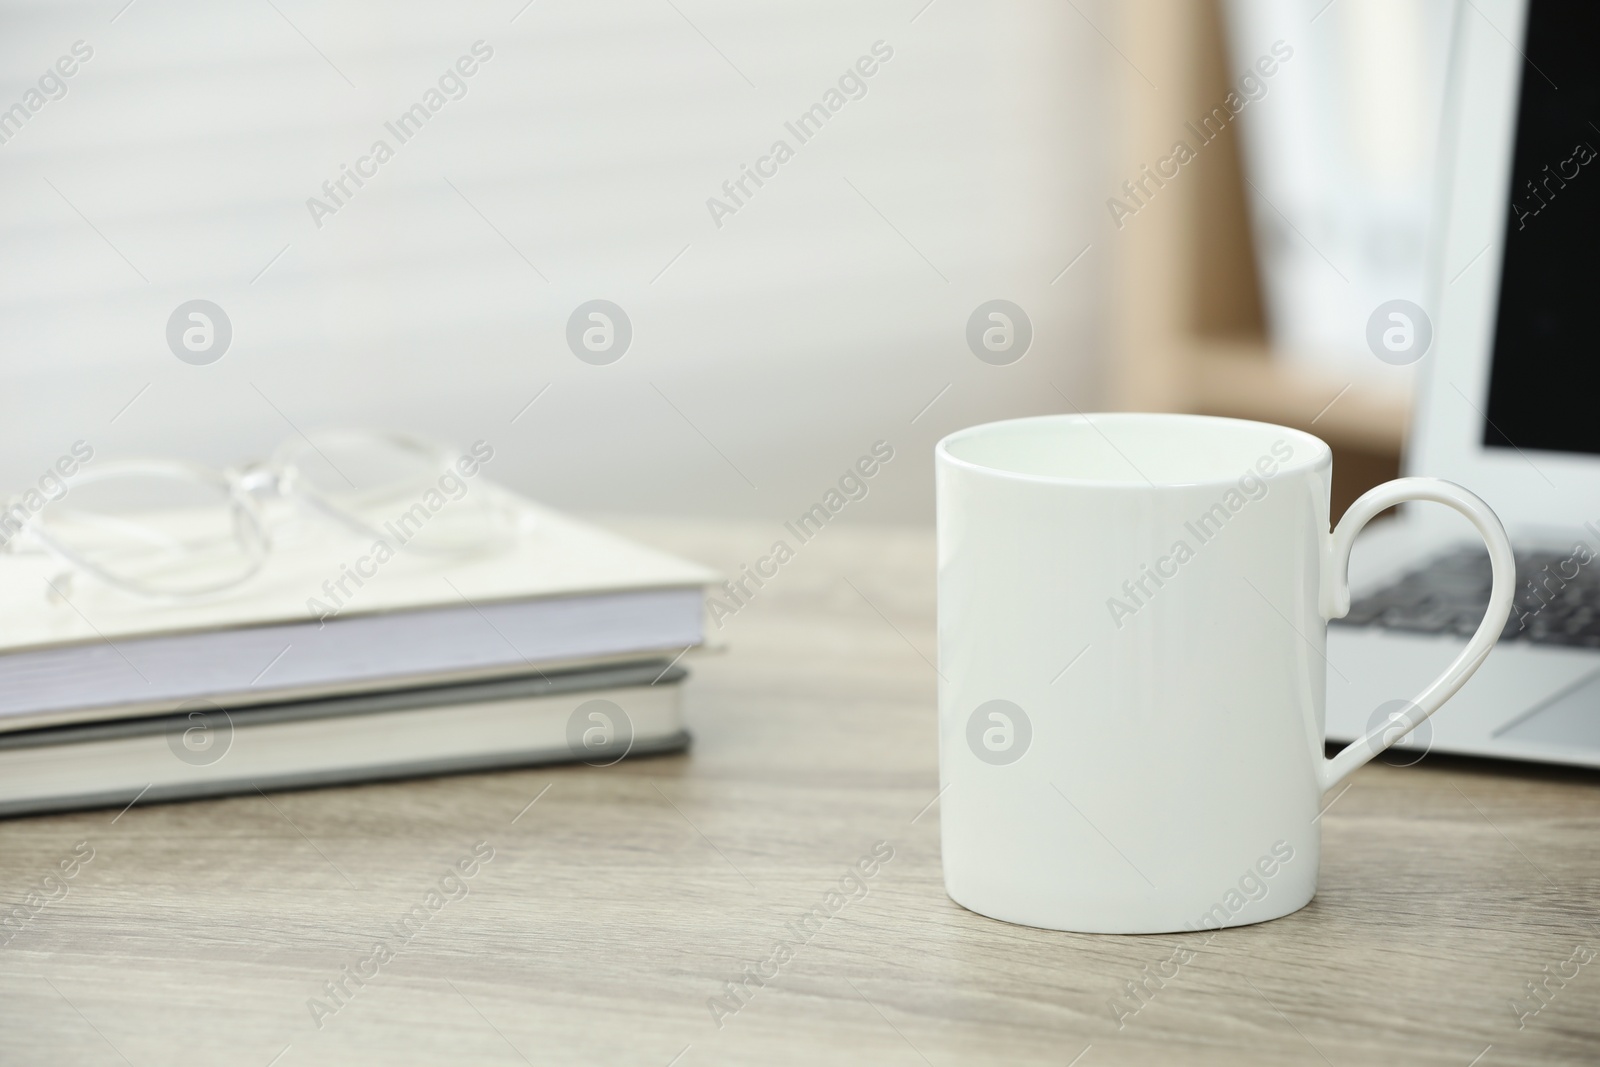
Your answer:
[0,661,688,818]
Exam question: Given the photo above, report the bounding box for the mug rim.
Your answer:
[935,412,1333,489]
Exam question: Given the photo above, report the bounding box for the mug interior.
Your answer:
[938,413,1331,486]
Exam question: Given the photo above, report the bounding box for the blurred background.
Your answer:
[0,0,1451,523]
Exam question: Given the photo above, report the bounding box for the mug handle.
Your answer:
[1318,477,1516,792]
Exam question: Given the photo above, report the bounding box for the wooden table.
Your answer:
[2,519,1598,1066]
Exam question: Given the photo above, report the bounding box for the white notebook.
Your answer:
[0,489,715,731]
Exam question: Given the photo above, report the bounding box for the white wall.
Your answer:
[0,0,1108,524]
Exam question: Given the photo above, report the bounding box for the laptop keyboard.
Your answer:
[1334,546,1600,649]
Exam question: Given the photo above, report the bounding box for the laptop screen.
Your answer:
[1481,0,1600,456]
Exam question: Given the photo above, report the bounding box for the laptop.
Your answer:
[1325,0,1600,769]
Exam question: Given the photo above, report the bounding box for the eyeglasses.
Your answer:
[1,430,521,601]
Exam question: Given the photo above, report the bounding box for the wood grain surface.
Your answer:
[1,518,1597,1066]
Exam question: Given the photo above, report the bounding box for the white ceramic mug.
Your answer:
[934,413,1514,933]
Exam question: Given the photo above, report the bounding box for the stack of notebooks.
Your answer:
[0,489,715,816]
